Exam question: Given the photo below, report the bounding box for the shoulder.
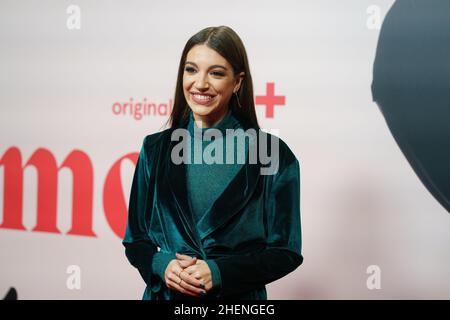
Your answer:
[137,128,174,163]
[141,128,173,150]
[258,130,300,173]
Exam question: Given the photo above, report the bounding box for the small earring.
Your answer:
[234,91,242,108]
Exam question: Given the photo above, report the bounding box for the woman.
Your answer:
[123,26,303,300]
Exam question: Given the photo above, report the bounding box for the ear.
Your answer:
[234,72,245,93]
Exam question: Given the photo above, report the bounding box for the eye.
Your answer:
[211,71,225,77]
[184,66,225,77]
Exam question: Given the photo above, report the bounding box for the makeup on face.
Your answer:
[182,44,239,127]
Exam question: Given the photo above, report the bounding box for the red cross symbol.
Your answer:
[255,82,285,118]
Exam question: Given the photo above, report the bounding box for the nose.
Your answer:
[194,72,209,90]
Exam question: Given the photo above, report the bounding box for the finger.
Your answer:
[178,257,197,268]
[167,271,180,285]
[169,264,183,279]
[179,277,206,295]
[167,268,198,288]
[176,253,195,261]
[167,280,200,297]
[183,265,198,274]
[166,270,202,297]
[180,269,205,289]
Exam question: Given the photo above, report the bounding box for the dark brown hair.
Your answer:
[165,26,260,130]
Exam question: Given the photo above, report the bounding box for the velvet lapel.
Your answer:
[163,129,204,253]
[195,149,261,240]
[165,126,262,244]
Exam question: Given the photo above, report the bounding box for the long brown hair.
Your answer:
[165,26,260,130]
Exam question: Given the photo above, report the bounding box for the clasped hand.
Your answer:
[164,253,213,297]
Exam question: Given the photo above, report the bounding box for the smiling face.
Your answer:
[183,44,244,128]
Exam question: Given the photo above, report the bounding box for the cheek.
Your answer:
[182,77,189,89]
[182,82,189,98]
[214,81,234,95]
[183,73,195,87]
[217,89,233,101]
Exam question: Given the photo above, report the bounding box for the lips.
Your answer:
[190,92,216,105]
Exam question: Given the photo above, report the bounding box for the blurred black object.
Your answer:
[372,0,450,213]
[3,287,17,300]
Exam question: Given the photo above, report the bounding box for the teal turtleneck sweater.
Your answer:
[186,108,248,222]
[152,108,249,294]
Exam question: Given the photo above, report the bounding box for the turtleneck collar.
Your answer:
[187,108,242,140]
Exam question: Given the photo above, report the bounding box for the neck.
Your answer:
[192,107,229,128]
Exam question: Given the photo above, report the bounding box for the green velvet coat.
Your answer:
[122,123,303,300]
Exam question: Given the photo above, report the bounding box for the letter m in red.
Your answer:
[0,147,96,236]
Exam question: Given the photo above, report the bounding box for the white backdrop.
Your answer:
[1,0,449,299]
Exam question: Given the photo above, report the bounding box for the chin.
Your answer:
[188,103,220,116]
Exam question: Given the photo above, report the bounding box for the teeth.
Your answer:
[193,94,212,101]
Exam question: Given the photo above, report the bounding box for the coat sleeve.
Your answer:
[122,136,163,295]
[212,158,303,298]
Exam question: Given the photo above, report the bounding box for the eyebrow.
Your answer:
[185,61,228,71]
